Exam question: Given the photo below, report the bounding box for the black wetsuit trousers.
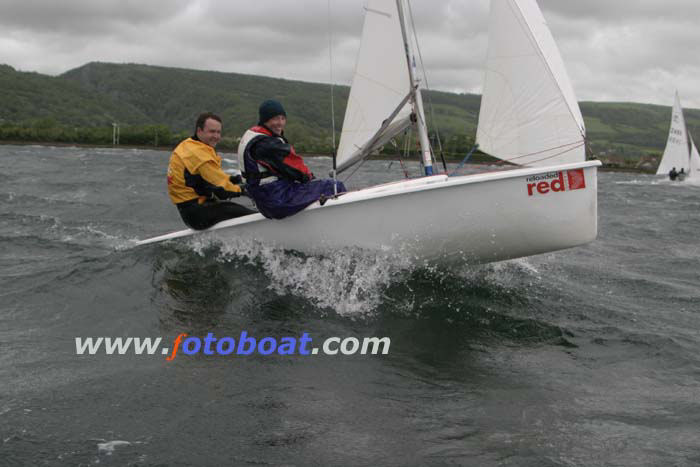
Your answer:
[176,199,256,230]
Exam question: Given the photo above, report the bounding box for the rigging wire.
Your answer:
[341,157,367,184]
[449,144,479,176]
[584,137,596,161]
[400,130,411,178]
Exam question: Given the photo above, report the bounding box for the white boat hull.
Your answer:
[137,161,601,264]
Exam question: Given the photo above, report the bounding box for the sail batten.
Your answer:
[476,0,585,167]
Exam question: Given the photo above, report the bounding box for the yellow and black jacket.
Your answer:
[167,137,241,205]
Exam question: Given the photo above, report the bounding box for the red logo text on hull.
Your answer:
[526,169,586,196]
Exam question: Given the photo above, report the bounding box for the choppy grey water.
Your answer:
[1,144,699,466]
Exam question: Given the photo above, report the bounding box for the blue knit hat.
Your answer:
[258,99,286,125]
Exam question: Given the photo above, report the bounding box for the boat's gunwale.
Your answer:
[135,160,601,246]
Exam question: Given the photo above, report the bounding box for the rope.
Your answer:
[342,157,367,184]
[449,145,479,176]
[491,140,585,165]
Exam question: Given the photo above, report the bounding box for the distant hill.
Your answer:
[61,62,348,147]
[0,64,150,127]
[1,61,698,160]
[59,62,484,153]
[581,101,700,159]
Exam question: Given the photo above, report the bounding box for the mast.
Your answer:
[396,0,433,176]
[327,0,338,194]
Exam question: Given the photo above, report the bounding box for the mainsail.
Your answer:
[336,0,414,173]
[656,91,691,175]
[476,0,586,167]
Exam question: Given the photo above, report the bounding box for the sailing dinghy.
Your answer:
[656,91,700,182]
[136,0,601,264]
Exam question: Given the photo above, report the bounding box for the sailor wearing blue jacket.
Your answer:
[237,100,345,219]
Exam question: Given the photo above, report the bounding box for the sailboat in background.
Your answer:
[657,91,700,182]
[137,0,601,264]
[690,136,700,181]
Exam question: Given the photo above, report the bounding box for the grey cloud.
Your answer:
[0,0,189,34]
[539,0,700,23]
[1,0,700,107]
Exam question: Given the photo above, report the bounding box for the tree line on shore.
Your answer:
[0,118,480,158]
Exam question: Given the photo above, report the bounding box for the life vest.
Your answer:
[239,125,310,188]
[237,127,276,185]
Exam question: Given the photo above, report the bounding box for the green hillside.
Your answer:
[0,64,149,127]
[0,61,697,164]
[60,62,350,151]
[581,101,700,158]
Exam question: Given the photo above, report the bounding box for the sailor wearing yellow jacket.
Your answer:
[167,113,256,229]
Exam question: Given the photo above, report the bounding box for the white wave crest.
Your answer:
[186,235,415,316]
[97,440,131,455]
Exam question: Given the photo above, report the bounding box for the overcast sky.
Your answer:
[2,0,700,108]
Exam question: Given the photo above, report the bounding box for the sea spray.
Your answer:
[181,235,547,319]
[186,235,416,316]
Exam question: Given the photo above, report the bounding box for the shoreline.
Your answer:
[0,140,655,174]
[0,139,178,152]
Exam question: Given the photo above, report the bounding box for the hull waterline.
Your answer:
[136,161,602,264]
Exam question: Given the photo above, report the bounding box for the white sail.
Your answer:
[689,135,700,179]
[137,1,602,265]
[336,0,413,172]
[476,0,586,167]
[657,91,691,175]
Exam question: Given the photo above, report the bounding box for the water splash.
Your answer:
[177,235,546,319]
[185,235,416,317]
